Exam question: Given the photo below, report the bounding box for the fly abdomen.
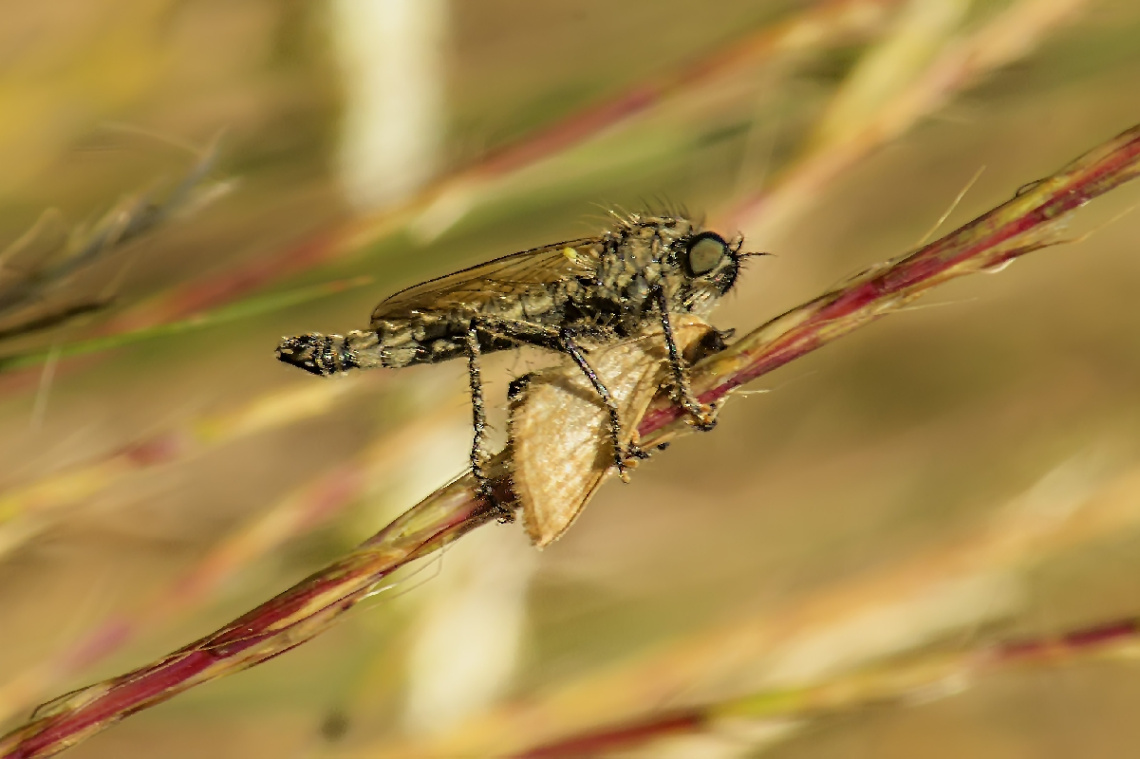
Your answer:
[275,330,391,375]
[276,333,350,375]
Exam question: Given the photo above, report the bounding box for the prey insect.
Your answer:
[276,213,760,517]
[509,315,727,546]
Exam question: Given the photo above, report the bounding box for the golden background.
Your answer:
[2,1,1140,756]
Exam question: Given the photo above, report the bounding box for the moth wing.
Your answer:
[509,316,716,547]
[370,238,602,324]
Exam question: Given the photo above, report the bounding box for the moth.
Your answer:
[508,315,725,546]
[276,213,760,514]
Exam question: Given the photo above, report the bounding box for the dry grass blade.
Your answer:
[0,138,228,340]
[512,615,1140,759]
[653,122,1140,439]
[0,400,460,727]
[728,0,1091,234]
[0,372,368,558]
[2,123,1138,759]
[391,453,1140,758]
[0,274,371,373]
[465,0,899,181]
[13,0,895,358]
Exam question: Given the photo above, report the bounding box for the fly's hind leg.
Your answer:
[653,287,719,431]
[464,325,514,522]
[556,327,647,481]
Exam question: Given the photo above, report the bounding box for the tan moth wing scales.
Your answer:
[508,316,722,547]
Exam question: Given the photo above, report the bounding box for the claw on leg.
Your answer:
[481,482,516,523]
[472,457,515,524]
[652,287,724,435]
[614,436,652,483]
[684,399,721,431]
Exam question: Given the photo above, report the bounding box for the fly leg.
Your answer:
[653,287,718,431]
[464,324,514,522]
[557,327,648,482]
[472,316,643,480]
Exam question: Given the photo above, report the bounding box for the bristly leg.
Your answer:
[557,327,644,481]
[464,325,513,522]
[653,286,718,431]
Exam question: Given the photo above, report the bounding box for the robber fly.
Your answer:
[276,213,761,517]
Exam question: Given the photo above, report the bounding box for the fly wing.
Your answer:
[370,238,602,324]
[508,315,717,547]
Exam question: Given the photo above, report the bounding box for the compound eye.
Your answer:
[685,232,728,276]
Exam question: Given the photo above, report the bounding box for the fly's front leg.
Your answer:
[653,287,718,431]
[464,324,513,522]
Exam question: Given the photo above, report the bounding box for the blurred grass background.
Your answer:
[1,0,1140,756]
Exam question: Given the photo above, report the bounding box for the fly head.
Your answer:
[670,228,749,315]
